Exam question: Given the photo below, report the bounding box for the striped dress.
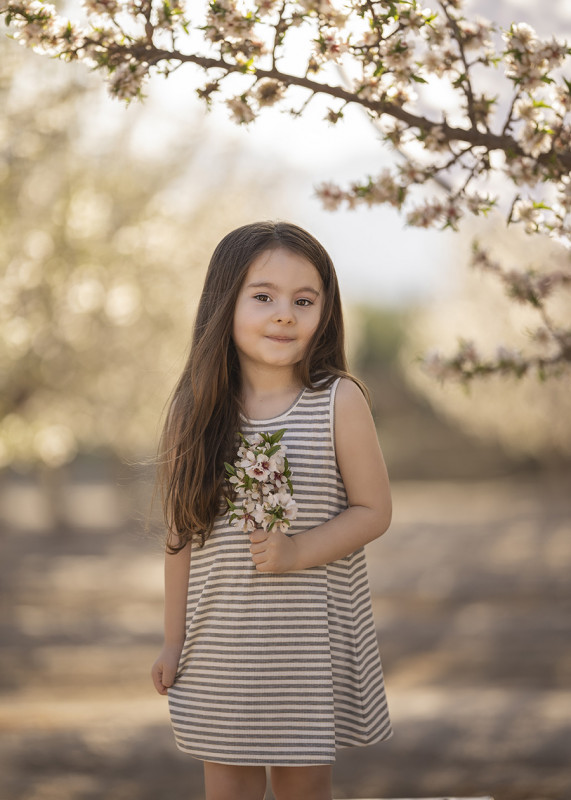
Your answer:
[167,378,392,765]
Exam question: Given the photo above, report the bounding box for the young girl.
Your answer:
[151,221,393,800]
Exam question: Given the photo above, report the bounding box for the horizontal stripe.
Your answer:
[169,379,392,765]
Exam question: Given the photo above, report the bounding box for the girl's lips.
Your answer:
[266,335,295,343]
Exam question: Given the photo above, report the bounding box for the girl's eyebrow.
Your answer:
[247,281,321,296]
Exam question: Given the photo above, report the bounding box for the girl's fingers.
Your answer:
[249,530,268,543]
[151,665,168,695]
[161,664,176,689]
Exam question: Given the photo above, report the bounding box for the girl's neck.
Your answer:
[239,366,304,421]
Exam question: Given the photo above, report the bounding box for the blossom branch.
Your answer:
[437,0,478,130]
[2,0,571,379]
[422,243,571,381]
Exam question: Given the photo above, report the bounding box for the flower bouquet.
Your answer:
[225,428,298,533]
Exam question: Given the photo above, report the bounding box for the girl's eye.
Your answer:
[254,294,271,302]
[295,298,313,307]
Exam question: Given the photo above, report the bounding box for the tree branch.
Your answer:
[118,43,571,172]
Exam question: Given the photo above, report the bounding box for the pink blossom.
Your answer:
[315,182,345,211]
[406,200,444,228]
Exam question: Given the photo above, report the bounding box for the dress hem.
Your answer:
[173,727,394,767]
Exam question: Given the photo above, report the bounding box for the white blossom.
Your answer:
[514,98,542,123]
[226,95,256,124]
[457,17,493,51]
[422,125,450,153]
[512,199,544,234]
[155,0,186,29]
[519,122,552,158]
[400,5,433,32]
[254,79,285,107]
[108,62,148,101]
[226,429,298,534]
[423,49,449,76]
[10,1,59,50]
[556,178,571,211]
[256,0,280,17]
[298,0,347,27]
[82,0,120,16]
[506,22,537,51]
[504,156,542,187]
[314,28,349,63]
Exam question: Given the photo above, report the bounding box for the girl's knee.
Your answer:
[270,765,332,800]
[203,761,266,800]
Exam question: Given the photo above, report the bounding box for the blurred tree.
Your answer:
[2,0,571,380]
[0,37,274,470]
[351,306,407,373]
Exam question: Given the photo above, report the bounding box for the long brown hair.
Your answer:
[158,220,354,552]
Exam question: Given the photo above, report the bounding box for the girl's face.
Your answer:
[232,248,324,378]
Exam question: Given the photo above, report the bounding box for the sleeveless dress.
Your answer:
[167,378,392,765]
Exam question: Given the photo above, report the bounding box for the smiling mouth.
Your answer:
[267,336,295,343]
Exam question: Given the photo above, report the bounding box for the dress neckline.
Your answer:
[241,387,307,425]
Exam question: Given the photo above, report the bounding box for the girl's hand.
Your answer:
[249,528,298,573]
[151,644,183,695]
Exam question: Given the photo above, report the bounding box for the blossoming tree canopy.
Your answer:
[2,0,570,379]
[3,0,571,232]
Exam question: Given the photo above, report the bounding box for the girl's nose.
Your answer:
[273,305,294,324]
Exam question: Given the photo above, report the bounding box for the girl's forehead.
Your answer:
[245,248,322,286]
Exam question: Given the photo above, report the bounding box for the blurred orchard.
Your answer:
[0,34,275,471]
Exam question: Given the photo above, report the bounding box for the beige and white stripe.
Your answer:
[167,378,392,765]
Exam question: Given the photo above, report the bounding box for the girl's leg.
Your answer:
[270,765,332,800]
[203,761,266,800]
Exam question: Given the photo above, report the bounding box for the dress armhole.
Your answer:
[329,377,342,456]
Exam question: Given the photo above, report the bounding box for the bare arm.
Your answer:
[249,378,392,572]
[151,540,192,695]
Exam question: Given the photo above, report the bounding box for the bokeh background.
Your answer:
[1,0,570,798]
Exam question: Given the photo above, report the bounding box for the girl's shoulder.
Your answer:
[334,376,370,415]
[310,374,368,404]
[306,375,371,425]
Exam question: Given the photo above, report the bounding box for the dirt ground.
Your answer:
[0,469,570,800]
